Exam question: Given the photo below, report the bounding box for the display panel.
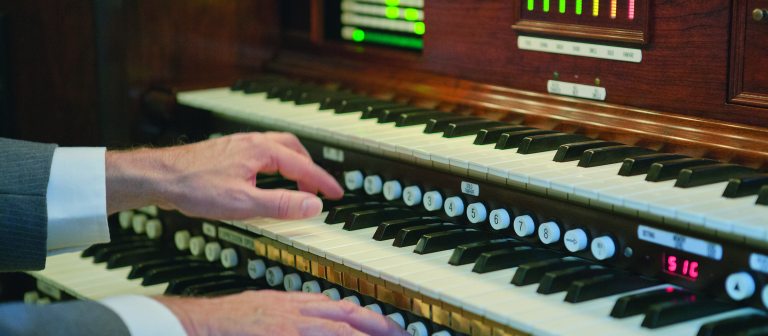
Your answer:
[336,0,425,50]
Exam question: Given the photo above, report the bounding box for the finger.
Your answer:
[264,145,344,199]
[248,188,324,219]
[281,291,332,303]
[295,317,366,336]
[299,301,409,336]
[264,132,311,159]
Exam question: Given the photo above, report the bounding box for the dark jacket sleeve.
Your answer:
[0,300,131,336]
[0,137,57,271]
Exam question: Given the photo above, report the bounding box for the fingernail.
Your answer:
[301,197,323,217]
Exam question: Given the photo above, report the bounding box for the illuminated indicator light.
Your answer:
[385,0,399,6]
[575,0,582,14]
[404,8,419,21]
[385,6,400,19]
[543,0,550,12]
[664,254,700,281]
[610,0,617,18]
[665,287,674,293]
[413,22,425,35]
[592,0,599,16]
[527,0,534,10]
[352,29,365,42]
[628,0,636,20]
[559,0,565,13]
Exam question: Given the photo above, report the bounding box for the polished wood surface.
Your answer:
[731,0,768,108]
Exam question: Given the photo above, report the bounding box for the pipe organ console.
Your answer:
[17,0,768,335]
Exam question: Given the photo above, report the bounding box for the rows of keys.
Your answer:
[176,78,768,245]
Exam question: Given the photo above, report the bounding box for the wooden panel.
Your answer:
[731,0,768,108]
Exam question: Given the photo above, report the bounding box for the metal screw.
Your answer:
[624,246,634,258]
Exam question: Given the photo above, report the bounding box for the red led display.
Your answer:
[663,254,699,281]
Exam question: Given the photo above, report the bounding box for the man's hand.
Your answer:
[106,132,344,219]
[155,291,408,336]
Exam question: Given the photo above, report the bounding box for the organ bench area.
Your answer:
[16,1,768,336]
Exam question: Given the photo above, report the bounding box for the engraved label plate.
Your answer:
[638,225,723,260]
[461,181,480,196]
[323,146,345,162]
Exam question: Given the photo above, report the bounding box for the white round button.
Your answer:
[403,186,423,206]
[564,229,588,252]
[538,221,561,244]
[204,242,222,262]
[489,209,511,230]
[423,191,443,211]
[432,332,452,336]
[283,273,302,291]
[342,296,361,306]
[364,175,383,195]
[189,236,206,256]
[220,248,238,268]
[344,171,364,191]
[323,288,341,301]
[247,259,266,279]
[118,211,134,229]
[302,280,322,293]
[365,303,383,314]
[591,236,616,260]
[513,215,536,237]
[444,196,465,217]
[725,272,756,301]
[265,266,284,287]
[145,219,163,239]
[466,202,487,223]
[174,230,191,251]
[131,214,148,234]
[383,180,403,201]
[761,285,768,308]
[387,313,406,328]
[406,321,429,336]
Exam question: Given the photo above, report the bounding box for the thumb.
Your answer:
[248,188,324,219]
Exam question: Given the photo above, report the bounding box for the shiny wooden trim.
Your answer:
[511,20,647,44]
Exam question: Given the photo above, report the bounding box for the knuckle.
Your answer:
[276,192,292,218]
[330,322,357,336]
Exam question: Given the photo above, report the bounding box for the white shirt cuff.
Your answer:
[46,147,110,252]
[100,295,187,336]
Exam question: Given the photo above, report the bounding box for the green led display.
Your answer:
[349,28,423,50]
[352,29,365,42]
[385,0,399,6]
[559,0,565,13]
[404,8,419,21]
[575,0,582,14]
[543,0,550,12]
[413,22,425,35]
[527,0,534,11]
[385,6,399,19]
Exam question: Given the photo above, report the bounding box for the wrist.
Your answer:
[105,147,176,214]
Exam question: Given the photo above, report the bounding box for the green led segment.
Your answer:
[385,0,399,6]
[575,0,582,14]
[527,0,534,10]
[543,0,550,12]
[404,8,419,21]
[559,0,566,13]
[413,22,425,35]
[385,6,399,19]
[352,29,365,42]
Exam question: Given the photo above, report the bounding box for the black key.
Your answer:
[183,278,256,296]
[642,298,735,329]
[740,325,768,336]
[325,202,385,224]
[106,248,169,269]
[392,223,456,247]
[564,274,658,303]
[278,85,320,102]
[335,99,387,114]
[675,164,756,188]
[82,236,145,257]
[93,241,157,263]
[511,258,586,286]
[165,272,243,295]
[373,216,442,241]
[395,111,450,127]
[296,90,353,105]
[517,133,591,154]
[243,79,290,94]
[142,265,222,286]
[343,208,414,231]
[645,158,718,182]
[443,120,505,138]
[319,96,368,110]
[230,79,252,91]
[618,153,688,176]
[723,174,768,198]
[360,103,408,119]
[378,107,433,123]
[413,229,491,254]
[495,130,558,150]
[697,314,768,336]
[472,247,561,274]
[257,179,297,190]
[424,116,480,134]
[553,141,622,162]
[610,287,694,318]
[449,238,521,266]
[266,84,297,99]
[321,194,369,212]
[758,185,768,205]
[536,266,615,294]
[578,146,656,168]
[473,125,532,145]
[129,257,202,279]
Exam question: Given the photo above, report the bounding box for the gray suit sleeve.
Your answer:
[0,300,130,336]
[0,137,57,271]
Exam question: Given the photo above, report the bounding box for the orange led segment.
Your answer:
[610,0,617,18]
